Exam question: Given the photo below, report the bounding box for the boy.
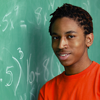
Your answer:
[38,3,100,100]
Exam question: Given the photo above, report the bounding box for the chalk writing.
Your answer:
[35,67,40,83]
[14,5,19,15]
[0,1,66,100]
[10,19,14,30]
[30,86,35,100]
[20,20,27,28]
[50,53,55,77]
[35,7,42,25]
[27,54,35,85]
[20,93,27,100]
[5,66,14,86]
[83,0,90,12]
[17,47,24,59]
[0,79,2,82]
[0,5,22,32]
[20,96,23,100]
[12,57,22,96]
[27,54,40,85]
[2,12,12,32]
[44,13,47,26]
[29,71,35,85]
[43,58,50,81]
[27,54,32,84]
[48,0,55,10]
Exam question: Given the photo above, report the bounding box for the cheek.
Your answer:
[52,42,56,52]
[70,39,86,52]
[52,41,58,50]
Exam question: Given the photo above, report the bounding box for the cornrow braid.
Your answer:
[49,3,93,36]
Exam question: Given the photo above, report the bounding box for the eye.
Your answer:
[67,35,75,39]
[52,36,59,40]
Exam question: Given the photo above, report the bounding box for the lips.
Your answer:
[57,53,71,61]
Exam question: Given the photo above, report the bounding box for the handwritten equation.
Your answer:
[1,46,63,100]
[0,0,56,34]
[0,0,64,100]
[0,5,27,33]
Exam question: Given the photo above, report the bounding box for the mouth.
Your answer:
[57,53,70,61]
[59,54,68,56]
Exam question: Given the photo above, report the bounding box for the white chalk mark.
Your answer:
[27,54,40,85]
[0,79,2,82]
[27,54,31,84]
[35,67,40,83]
[83,3,88,11]
[17,47,24,59]
[0,69,2,82]
[12,57,22,96]
[83,0,90,12]
[50,53,55,77]
[20,25,26,28]
[27,54,35,85]
[48,0,55,10]
[2,12,12,32]
[50,53,63,77]
[43,58,49,81]
[5,66,13,86]
[20,94,27,100]
[29,71,35,85]
[35,7,42,25]
[20,96,23,100]
[14,5,19,15]
[30,86,35,99]
[10,19,14,30]
[20,20,27,28]
[44,13,47,26]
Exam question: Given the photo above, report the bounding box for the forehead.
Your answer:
[51,17,84,34]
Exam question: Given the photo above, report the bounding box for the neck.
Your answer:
[64,53,92,76]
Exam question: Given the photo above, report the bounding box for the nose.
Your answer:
[58,37,68,49]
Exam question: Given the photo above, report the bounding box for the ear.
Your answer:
[85,33,94,48]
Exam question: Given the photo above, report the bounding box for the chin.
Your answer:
[59,60,73,67]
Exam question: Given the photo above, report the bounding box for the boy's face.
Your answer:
[51,17,90,67]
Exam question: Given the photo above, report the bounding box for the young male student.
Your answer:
[38,3,100,100]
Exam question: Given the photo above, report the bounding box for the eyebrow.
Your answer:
[66,31,77,34]
[51,31,77,36]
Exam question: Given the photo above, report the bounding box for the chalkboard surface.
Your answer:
[0,0,100,100]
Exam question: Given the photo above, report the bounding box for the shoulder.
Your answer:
[93,61,100,69]
[91,61,100,75]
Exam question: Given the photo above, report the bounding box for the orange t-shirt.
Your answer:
[38,61,100,100]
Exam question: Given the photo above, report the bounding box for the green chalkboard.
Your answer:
[0,0,100,100]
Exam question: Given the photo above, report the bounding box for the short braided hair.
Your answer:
[49,3,93,36]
